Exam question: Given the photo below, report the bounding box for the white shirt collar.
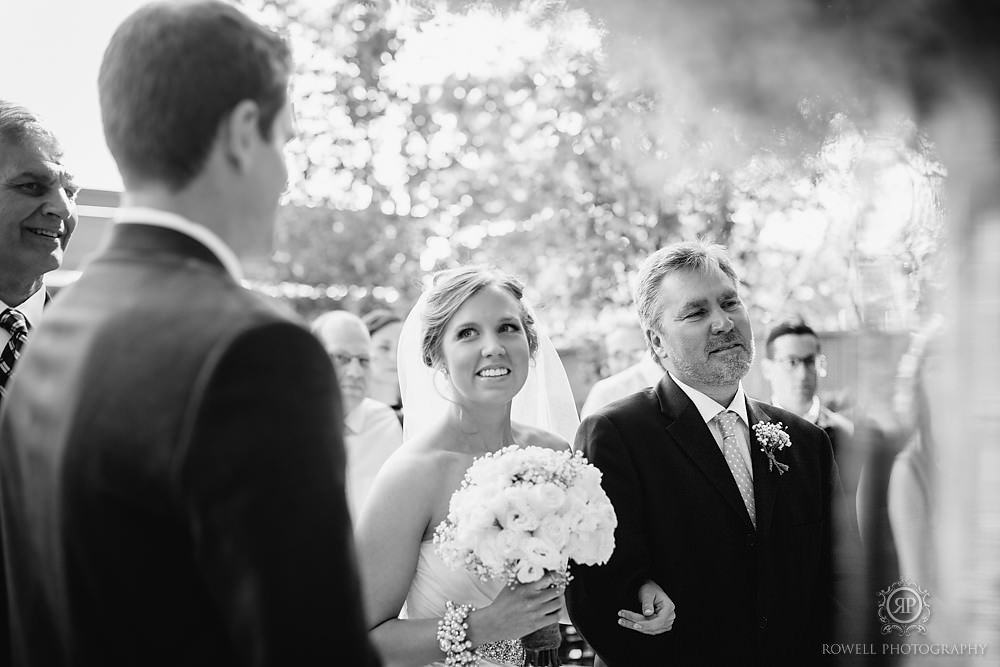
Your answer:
[112,206,243,281]
[669,371,750,428]
[344,398,368,435]
[0,287,46,328]
[771,394,821,424]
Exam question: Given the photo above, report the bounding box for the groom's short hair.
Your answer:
[99,0,292,191]
[634,241,739,336]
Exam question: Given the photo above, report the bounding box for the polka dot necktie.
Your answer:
[0,308,29,401]
[717,410,756,528]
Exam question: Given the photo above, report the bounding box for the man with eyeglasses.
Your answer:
[762,319,858,500]
[313,310,403,518]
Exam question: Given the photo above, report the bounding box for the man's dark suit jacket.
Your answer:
[0,223,380,666]
[567,373,841,664]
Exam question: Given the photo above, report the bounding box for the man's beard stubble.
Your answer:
[671,331,755,387]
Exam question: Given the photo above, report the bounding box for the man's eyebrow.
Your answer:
[676,297,708,313]
[13,167,78,189]
[10,168,56,182]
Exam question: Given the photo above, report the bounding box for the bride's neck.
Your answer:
[445,402,515,454]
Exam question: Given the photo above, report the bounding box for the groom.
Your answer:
[0,2,379,665]
[567,242,843,663]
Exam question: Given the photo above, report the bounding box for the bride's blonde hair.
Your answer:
[420,265,539,370]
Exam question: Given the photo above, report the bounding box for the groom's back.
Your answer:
[0,241,297,664]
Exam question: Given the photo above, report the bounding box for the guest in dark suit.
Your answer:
[567,241,844,664]
[0,2,380,666]
[762,319,858,496]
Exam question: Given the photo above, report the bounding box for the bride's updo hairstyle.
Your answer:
[421,265,539,370]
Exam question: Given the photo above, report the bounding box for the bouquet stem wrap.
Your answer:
[521,622,561,666]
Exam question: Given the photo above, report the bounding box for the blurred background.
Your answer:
[6,0,999,664]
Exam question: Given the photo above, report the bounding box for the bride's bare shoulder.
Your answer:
[512,422,571,452]
[378,429,470,483]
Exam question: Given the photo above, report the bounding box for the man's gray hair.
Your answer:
[0,100,54,147]
[634,241,740,335]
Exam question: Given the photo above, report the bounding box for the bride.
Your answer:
[355,265,580,667]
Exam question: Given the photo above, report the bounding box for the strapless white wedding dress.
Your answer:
[404,541,525,667]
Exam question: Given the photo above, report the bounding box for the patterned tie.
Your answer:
[0,308,30,400]
[717,410,756,528]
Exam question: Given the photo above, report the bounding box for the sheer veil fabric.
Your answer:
[397,290,581,444]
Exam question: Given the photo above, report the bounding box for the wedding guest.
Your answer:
[0,100,78,406]
[762,319,861,517]
[0,98,78,660]
[580,321,661,418]
[601,320,647,376]
[356,266,577,667]
[762,319,855,459]
[362,308,404,421]
[567,241,845,663]
[887,319,941,589]
[0,2,379,665]
[312,310,403,518]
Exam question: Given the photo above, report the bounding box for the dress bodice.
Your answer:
[405,541,504,619]
[405,542,523,667]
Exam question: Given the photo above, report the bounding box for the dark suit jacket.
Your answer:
[567,374,842,664]
[0,223,380,666]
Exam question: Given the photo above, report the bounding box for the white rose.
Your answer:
[567,532,601,564]
[475,530,505,572]
[522,536,563,571]
[516,560,544,584]
[529,482,567,513]
[501,487,540,532]
[537,514,570,551]
[495,528,526,559]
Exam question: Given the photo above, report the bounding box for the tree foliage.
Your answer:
[242,0,944,338]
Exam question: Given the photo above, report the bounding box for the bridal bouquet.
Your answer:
[434,445,617,666]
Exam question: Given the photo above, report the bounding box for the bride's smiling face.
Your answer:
[440,285,531,406]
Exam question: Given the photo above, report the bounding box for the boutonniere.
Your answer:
[753,421,792,475]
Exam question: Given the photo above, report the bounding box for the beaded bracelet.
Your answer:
[436,600,478,666]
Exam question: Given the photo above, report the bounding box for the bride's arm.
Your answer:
[355,450,444,667]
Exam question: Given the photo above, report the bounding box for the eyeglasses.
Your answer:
[772,354,827,377]
[329,352,371,370]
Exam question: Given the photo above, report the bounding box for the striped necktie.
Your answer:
[717,410,756,528]
[0,308,30,400]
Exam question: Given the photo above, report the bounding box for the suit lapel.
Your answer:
[656,375,755,529]
[747,399,778,538]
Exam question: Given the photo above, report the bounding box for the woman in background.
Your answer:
[363,309,404,422]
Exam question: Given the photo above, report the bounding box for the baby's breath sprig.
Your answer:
[752,421,792,475]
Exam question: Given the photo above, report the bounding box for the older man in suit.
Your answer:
[0,98,78,661]
[0,2,380,666]
[567,242,844,663]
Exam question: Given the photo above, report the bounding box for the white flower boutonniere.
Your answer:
[753,421,792,475]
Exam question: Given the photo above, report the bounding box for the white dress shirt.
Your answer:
[581,356,664,417]
[344,398,404,518]
[670,372,753,479]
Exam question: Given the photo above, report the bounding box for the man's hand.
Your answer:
[617,580,676,635]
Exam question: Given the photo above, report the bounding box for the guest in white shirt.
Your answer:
[313,310,403,517]
[581,323,660,417]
